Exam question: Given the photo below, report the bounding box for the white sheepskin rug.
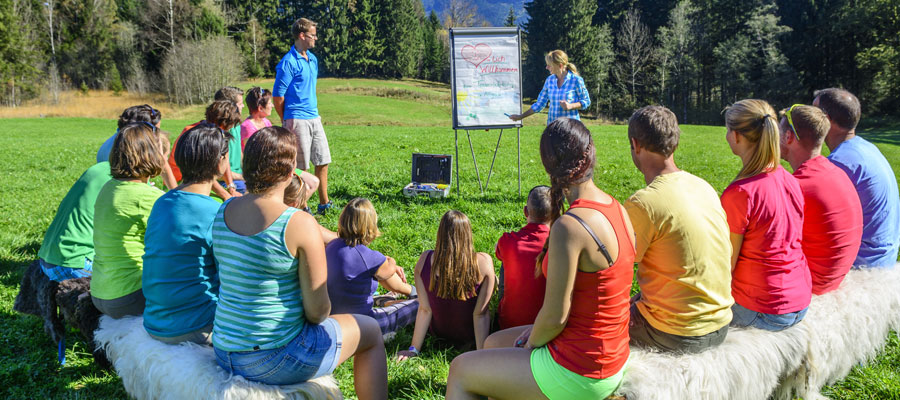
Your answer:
[94,316,342,400]
[618,265,900,400]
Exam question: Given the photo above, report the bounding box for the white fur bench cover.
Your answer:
[94,316,342,400]
[618,265,900,400]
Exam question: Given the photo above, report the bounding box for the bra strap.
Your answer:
[563,212,614,265]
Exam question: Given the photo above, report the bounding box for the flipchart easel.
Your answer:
[449,27,523,196]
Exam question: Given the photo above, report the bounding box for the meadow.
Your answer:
[0,79,898,399]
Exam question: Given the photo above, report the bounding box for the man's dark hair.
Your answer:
[813,88,861,130]
[291,18,317,39]
[117,104,161,129]
[175,123,230,184]
[628,105,680,157]
[527,185,552,223]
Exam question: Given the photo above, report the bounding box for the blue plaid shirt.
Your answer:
[530,72,591,125]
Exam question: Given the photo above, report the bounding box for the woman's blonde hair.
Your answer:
[110,123,168,179]
[337,198,381,247]
[431,210,481,300]
[545,50,578,75]
[283,170,308,209]
[725,99,780,181]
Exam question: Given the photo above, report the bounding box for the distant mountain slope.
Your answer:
[423,0,527,27]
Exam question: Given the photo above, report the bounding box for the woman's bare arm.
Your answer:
[729,233,743,272]
[472,252,495,350]
[289,211,330,323]
[375,256,413,296]
[527,218,580,348]
[398,251,432,360]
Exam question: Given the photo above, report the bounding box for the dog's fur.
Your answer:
[14,260,63,342]
[617,265,900,399]
[94,315,342,400]
[13,260,109,367]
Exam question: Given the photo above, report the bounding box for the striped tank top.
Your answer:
[211,199,304,352]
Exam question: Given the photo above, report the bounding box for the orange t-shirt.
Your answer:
[167,121,202,182]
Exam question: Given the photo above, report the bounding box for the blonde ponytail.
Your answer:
[546,50,578,75]
[725,99,780,181]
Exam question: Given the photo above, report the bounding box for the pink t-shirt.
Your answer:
[793,156,863,295]
[721,165,811,314]
[240,118,272,151]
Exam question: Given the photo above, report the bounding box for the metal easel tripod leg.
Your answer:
[466,129,484,194]
[517,126,521,196]
[455,129,460,195]
[485,129,503,190]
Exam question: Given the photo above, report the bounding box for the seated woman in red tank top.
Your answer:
[444,118,636,400]
[396,210,496,360]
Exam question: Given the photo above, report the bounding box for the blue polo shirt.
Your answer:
[273,46,319,120]
[827,136,900,267]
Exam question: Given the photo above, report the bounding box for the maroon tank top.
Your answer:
[421,251,482,345]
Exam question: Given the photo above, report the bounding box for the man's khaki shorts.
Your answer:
[285,117,331,169]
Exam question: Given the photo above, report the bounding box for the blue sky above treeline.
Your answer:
[422,0,527,26]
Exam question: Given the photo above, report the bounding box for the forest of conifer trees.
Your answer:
[1,0,897,122]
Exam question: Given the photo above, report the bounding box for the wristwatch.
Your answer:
[224,183,236,191]
[408,346,419,356]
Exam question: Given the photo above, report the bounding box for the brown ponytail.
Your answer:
[534,117,596,276]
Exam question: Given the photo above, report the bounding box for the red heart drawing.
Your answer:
[461,44,492,68]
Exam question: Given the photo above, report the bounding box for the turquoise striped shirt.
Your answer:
[211,200,304,352]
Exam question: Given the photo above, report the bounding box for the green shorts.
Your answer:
[530,346,625,400]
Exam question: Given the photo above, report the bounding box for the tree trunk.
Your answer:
[168,0,175,51]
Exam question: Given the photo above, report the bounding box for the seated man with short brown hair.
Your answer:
[625,105,734,353]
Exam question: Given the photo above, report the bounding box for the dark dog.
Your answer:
[13,260,109,368]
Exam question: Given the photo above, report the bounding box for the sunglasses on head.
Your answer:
[784,104,804,142]
[127,121,157,132]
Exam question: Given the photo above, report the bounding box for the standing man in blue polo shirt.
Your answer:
[273,17,333,214]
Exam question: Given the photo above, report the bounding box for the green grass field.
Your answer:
[0,79,898,399]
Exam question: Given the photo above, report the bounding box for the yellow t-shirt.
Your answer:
[625,171,734,337]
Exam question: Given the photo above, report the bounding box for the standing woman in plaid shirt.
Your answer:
[509,50,591,125]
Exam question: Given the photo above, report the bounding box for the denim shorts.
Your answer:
[730,302,808,332]
[214,318,342,385]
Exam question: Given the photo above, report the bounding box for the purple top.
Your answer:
[325,239,386,316]
[421,251,481,344]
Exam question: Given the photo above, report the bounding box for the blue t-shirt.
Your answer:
[273,46,319,120]
[827,136,900,267]
[142,190,221,337]
[97,132,117,163]
[325,238,386,316]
